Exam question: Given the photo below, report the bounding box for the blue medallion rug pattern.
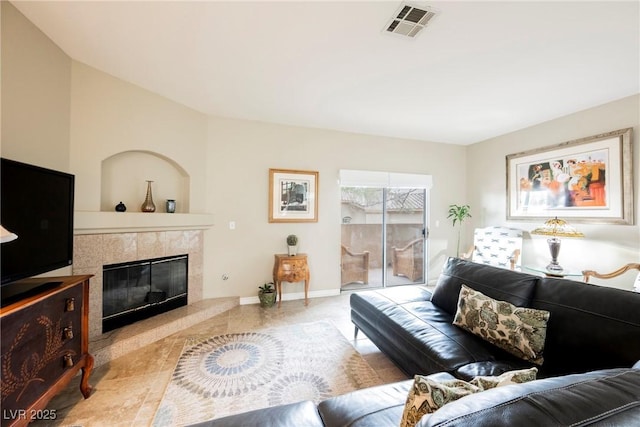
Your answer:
[152,321,383,426]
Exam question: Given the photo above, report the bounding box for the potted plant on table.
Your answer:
[258,282,276,308]
[286,234,298,256]
[447,204,472,257]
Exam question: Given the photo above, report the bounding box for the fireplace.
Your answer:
[102,254,188,332]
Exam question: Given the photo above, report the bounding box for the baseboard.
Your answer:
[240,288,341,305]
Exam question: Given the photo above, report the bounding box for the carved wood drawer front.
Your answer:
[1,284,83,415]
[272,255,310,306]
[281,260,307,282]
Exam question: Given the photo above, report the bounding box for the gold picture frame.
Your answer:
[269,169,319,223]
[506,128,633,224]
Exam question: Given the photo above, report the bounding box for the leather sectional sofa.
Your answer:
[351,257,640,379]
[193,257,640,426]
[195,365,640,426]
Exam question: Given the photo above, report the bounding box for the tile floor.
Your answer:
[34,293,409,427]
[340,267,419,291]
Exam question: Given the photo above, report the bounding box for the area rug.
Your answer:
[152,321,384,426]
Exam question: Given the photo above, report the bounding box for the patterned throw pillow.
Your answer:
[469,367,538,390]
[453,285,550,365]
[399,368,538,427]
[399,377,479,427]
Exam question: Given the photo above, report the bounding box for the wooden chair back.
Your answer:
[582,263,640,292]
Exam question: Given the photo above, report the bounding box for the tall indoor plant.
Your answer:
[447,204,472,257]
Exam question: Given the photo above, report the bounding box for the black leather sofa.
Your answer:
[192,258,640,426]
[351,257,640,379]
[193,365,640,426]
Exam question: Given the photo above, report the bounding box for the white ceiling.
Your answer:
[11,0,640,145]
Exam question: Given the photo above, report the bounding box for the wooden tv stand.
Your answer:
[0,275,94,427]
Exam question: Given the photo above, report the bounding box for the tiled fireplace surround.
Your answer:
[73,229,237,367]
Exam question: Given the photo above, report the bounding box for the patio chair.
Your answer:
[391,238,424,282]
[341,245,369,285]
[463,226,523,270]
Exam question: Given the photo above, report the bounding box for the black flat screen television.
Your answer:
[1,158,75,289]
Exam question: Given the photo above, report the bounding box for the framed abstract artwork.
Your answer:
[506,128,633,224]
[269,169,319,223]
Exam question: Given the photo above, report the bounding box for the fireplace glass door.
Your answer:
[102,254,188,332]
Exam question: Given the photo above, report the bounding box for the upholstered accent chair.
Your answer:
[582,263,640,292]
[341,245,370,285]
[464,226,523,270]
[391,238,424,282]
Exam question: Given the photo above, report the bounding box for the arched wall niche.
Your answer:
[101,150,190,213]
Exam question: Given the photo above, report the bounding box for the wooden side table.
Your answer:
[273,253,310,306]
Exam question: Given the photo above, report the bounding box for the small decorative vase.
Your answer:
[115,201,126,212]
[141,180,156,212]
[166,199,176,213]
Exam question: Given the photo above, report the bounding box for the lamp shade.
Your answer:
[531,217,584,238]
[0,225,18,243]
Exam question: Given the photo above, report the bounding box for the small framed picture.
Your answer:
[269,169,319,223]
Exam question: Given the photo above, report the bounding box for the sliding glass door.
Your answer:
[385,188,426,286]
[341,186,427,290]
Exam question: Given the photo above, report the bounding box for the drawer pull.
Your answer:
[66,298,75,312]
[63,353,74,368]
[63,326,74,340]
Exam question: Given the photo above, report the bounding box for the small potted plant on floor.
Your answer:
[286,234,298,256]
[258,282,276,308]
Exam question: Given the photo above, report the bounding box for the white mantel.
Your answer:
[74,211,215,234]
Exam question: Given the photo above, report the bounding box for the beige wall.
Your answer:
[69,61,209,213]
[1,1,70,170]
[1,3,465,301]
[204,117,466,300]
[68,64,467,300]
[68,62,468,299]
[1,1,73,278]
[466,95,640,291]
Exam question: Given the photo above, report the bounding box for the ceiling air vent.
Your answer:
[384,3,438,38]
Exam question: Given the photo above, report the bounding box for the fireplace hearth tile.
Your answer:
[90,297,238,367]
[73,235,104,269]
[137,232,166,259]
[74,230,205,340]
[166,230,201,256]
[103,233,137,265]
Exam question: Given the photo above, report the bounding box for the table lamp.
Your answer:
[0,225,18,243]
[531,217,583,272]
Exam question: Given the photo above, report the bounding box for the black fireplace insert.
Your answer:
[102,254,188,332]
